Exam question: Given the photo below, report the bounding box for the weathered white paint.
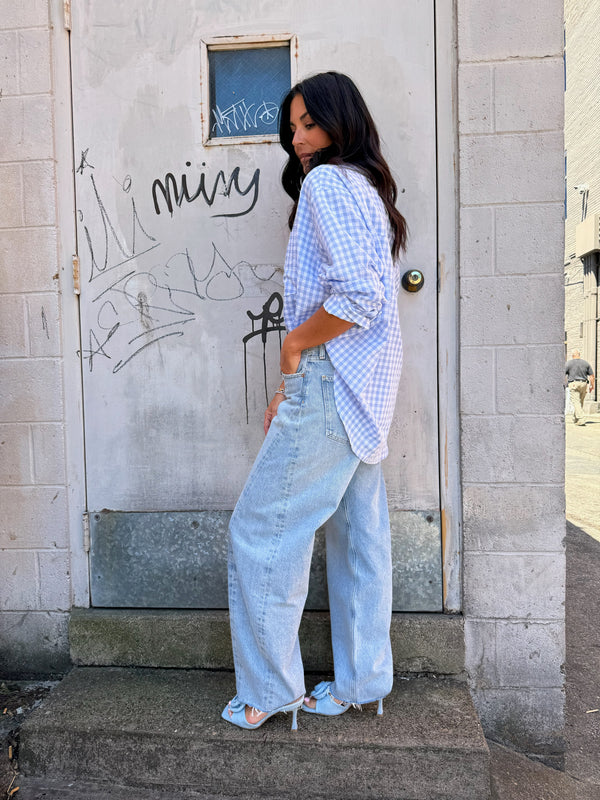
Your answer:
[49,0,88,608]
[434,0,462,613]
[71,1,441,525]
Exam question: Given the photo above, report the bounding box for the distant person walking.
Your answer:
[566,350,595,425]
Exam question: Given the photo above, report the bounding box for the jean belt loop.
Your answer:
[319,344,327,360]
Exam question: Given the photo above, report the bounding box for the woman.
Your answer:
[222,71,407,730]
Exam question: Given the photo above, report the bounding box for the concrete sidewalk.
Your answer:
[565,416,600,542]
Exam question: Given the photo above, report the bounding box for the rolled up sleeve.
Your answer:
[305,168,386,329]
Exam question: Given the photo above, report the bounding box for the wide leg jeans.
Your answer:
[228,346,393,712]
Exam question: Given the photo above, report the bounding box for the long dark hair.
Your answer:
[279,71,408,258]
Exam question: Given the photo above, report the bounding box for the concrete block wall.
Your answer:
[0,0,71,677]
[458,0,566,761]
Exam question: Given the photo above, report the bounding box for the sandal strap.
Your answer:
[227,695,246,713]
[310,681,332,700]
[310,681,349,707]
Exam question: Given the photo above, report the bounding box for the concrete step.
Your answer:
[19,667,490,800]
[70,609,465,675]
[14,778,283,800]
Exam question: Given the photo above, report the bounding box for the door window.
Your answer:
[202,36,295,144]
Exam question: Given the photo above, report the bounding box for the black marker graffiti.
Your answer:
[76,148,94,174]
[80,322,120,372]
[151,162,260,218]
[82,173,159,283]
[41,307,50,340]
[77,161,281,378]
[111,319,195,374]
[242,292,285,423]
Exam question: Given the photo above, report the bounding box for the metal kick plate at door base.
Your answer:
[402,269,425,292]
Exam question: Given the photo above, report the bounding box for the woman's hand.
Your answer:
[280,338,302,376]
[264,392,286,435]
[279,309,354,376]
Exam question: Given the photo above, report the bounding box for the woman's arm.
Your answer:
[280,306,354,374]
[263,307,353,434]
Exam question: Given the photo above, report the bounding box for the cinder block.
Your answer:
[495,204,564,275]
[38,551,70,611]
[459,206,494,277]
[0,96,53,161]
[0,359,63,422]
[464,619,498,688]
[495,621,564,687]
[0,164,23,227]
[0,486,68,548]
[460,132,563,205]
[0,228,59,292]
[0,0,49,30]
[0,31,18,94]
[458,0,564,62]
[27,293,62,357]
[463,484,566,552]
[464,552,565,619]
[496,345,566,415]
[494,59,564,133]
[458,64,493,134]
[472,687,564,763]
[31,423,66,484]
[0,294,28,356]
[460,347,495,414]
[0,550,38,611]
[18,29,51,94]
[23,161,57,226]
[462,415,564,484]
[0,423,32,484]
[0,611,70,678]
[460,275,563,346]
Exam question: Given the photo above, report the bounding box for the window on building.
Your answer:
[201,36,295,145]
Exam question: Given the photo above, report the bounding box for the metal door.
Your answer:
[71,0,442,610]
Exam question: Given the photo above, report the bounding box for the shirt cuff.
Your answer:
[323,293,380,329]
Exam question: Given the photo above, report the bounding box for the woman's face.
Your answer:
[289,93,332,174]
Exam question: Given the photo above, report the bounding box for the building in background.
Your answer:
[564,0,600,411]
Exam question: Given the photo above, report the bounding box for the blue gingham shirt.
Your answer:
[284,164,403,463]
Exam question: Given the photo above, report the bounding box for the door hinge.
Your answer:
[83,512,90,553]
[64,0,72,31]
[72,253,80,295]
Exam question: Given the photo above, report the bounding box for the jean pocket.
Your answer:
[281,367,305,400]
[281,368,305,379]
[281,352,307,382]
[321,375,349,443]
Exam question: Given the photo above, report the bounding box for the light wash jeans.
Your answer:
[228,345,393,712]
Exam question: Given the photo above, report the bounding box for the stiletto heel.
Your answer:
[303,682,386,717]
[291,707,299,731]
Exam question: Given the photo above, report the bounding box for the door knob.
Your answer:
[402,269,425,292]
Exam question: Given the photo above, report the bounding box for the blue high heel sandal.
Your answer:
[302,681,384,716]
[221,695,303,730]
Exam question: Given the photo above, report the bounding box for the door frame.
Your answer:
[434,0,461,613]
[52,0,462,613]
